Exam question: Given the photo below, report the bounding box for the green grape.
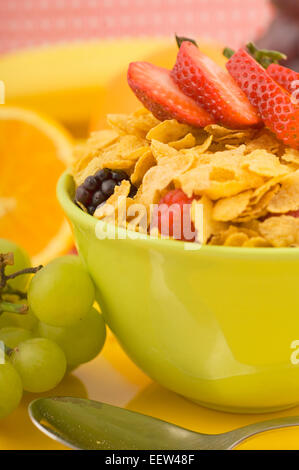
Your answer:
[37,307,106,368]
[28,255,95,327]
[0,304,38,331]
[0,313,15,329]
[0,362,23,419]
[0,327,33,349]
[11,338,67,393]
[0,239,31,291]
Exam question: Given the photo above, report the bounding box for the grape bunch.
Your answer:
[0,239,106,420]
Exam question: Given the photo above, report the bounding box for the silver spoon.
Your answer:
[29,397,299,450]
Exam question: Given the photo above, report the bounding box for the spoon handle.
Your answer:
[221,416,299,450]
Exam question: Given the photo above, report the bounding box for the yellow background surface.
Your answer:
[1,330,299,450]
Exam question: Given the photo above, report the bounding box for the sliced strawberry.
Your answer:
[226,48,299,150]
[171,41,261,129]
[127,62,214,128]
[267,63,299,97]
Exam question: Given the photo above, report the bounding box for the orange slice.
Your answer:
[0,106,74,265]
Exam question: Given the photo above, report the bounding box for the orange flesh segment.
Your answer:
[0,112,72,260]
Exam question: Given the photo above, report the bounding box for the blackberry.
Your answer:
[75,168,137,215]
[83,175,98,192]
[75,186,92,207]
[129,185,138,198]
[102,179,117,197]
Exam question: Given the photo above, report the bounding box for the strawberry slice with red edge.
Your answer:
[171,41,261,129]
[127,62,215,128]
[226,48,299,150]
[267,63,299,98]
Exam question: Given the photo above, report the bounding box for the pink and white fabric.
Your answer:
[0,0,273,54]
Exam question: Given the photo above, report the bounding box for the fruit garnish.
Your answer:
[0,240,106,419]
[10,338,67,393]
[267,63,299,96]
[37,307,106,369]
[0,362,23,420]
[287,210,299,218]
[156,189,195,242]
[226,48,299,149]
[127,61,215,128]
[223,42,287,68]
[0,106,73,266]
[75,168,137,215]
[0,327,32,349]
[0,239,32,292]
[90,42,227,133]
[0,251,42,318]
[172,41,261,128]
[28,255,95,328]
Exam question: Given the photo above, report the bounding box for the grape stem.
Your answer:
[5,265,43,282]
[4,344,14,357]
[0,252,42,291]
[3,285,27,299]
[0,301,28,314]
[0,252,43,315]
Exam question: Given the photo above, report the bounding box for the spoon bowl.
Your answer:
[29,397,299,450]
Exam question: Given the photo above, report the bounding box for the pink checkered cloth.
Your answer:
[0,0,273,54]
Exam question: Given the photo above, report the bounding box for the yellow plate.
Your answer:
[0,39,174,136]
[1,329,299,450]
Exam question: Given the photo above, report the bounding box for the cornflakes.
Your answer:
[130,150,156,186]
[146,120,192,143]
[169,133,196,150]
[191,196,228,244]
[213,190,253,222]
[72,110,299,248]
[259,216,299,247]
[268,171,299,214]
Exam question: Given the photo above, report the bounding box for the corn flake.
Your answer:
[281,148,299,166]
[205,124,257,144]
[169,133,196,150]
[213,190,253,222]
[146,119,192,143]
[130,150,156,186]
[224,232,249,246]
[135,153,194,210]
[243,237,271,247]
[87,129,119,151]
[244,129,282,155]
[268,171,299,214]
[259,216,299,247]
[150,139,179,162]
[107,110,160,138]
[242,150,290,178]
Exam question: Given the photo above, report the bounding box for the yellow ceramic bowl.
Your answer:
[58,172,299,414]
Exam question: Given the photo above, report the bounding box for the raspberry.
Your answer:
[75,168,137,215]
[156,189,196,241]
[287,210,299,218]
[261,209,299,222]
